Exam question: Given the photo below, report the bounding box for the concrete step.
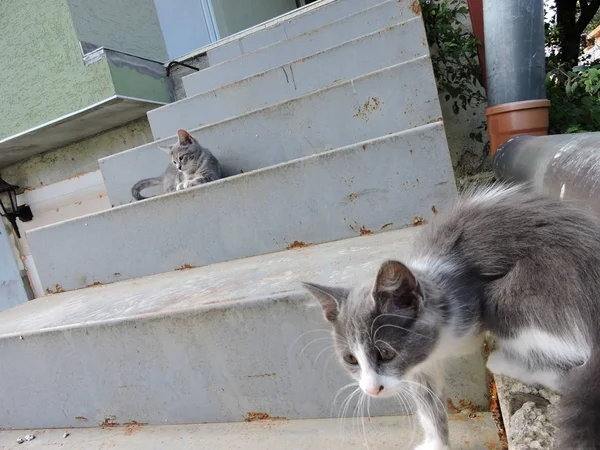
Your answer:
[30,122,455,293]
[0,414,501,449]
[0,228,488,429]
[103,56,442,207]
[149,18,427,140]
[182,0,420,97]
[207,0,386,65]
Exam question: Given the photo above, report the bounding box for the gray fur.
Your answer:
[131,129,221,201]
[303,184,600,449]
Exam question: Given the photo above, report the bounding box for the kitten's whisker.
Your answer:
[396,390,418,449]
[322,352,338,378]
[359,392,371,450]
[373,323,434,340]
[374,340,405,361]
[338,388,361,441]
[369,313,435,339]
[331,382,359,416]
[289,329,333,352]
[312,344,336,367]
[359,393,371,450]
[297,337,334,360]
[400,379,446,411]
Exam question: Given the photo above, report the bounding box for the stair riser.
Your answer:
[0,293,487,429]
[103,56,441,207]
[207,0,384,65]
[183,0,419,96]
[150,19,426,140]
[32,123,453,292]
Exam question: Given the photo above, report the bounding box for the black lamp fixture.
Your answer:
[0,176,33,239]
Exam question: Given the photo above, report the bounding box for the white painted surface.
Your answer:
[0,220,28,310]
[16,170,111,297]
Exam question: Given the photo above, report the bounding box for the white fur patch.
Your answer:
[415,411,450,450]
[487,351,563,391]
[466,184,523,205]
[489,327,590,391]
[502,327,590,366]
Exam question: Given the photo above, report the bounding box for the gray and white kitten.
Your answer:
[131,129,221,201]
[303,184,600,450]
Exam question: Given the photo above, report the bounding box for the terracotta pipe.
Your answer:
[485,99,550,158]
[466,0,486,87]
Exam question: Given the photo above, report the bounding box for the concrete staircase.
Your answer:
[0,0,501,446]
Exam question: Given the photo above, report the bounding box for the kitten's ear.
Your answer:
[302,282,348,322]
[373,260,422,310]
[177,129,193,145]
[158,145,171,153]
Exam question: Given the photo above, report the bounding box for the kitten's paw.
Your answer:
[414,441,450,450]
[175,183,184,191]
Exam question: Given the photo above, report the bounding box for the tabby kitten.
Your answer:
[303,184,600,449]
[131,129,221,201]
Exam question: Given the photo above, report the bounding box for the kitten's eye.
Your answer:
[378,347,396,362]
[344,354,358,365]
[179,156,184,161]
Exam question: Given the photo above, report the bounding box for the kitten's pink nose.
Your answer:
[365,385,384,396]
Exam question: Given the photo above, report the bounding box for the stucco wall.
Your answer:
[211,0,298,38]
[0,0,116,141]
[67,0,168,62]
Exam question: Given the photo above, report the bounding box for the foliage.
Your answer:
[419,0,600,141]
[546,0,600,134]
[420,0,485,115]
[546,63,600,133]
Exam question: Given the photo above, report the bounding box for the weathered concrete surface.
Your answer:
[167,54,210,102]
[30,123,455,291]
[183,0,419,97]
[0,414,501,449]
[494,374,559,450]
[103,56,442,207]
[207,0,383,65]
[150,18,427,139]
[0,227,488,429]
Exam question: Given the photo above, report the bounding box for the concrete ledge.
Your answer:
[103,56,442,207]
[30,122,455,292]
[183,0,419,97]
[150,18,427,140]
[495,374,558,449]
[207,0,385,65]
[1,228,487,429]
[0,414,501,449]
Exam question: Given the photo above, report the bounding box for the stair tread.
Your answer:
[0,413,500,449]
[1,227,418,338]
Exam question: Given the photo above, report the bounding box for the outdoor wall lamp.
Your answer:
[0,176,33,239]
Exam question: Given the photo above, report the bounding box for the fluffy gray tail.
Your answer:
[556,352,600,448]
[131,177,162,201]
